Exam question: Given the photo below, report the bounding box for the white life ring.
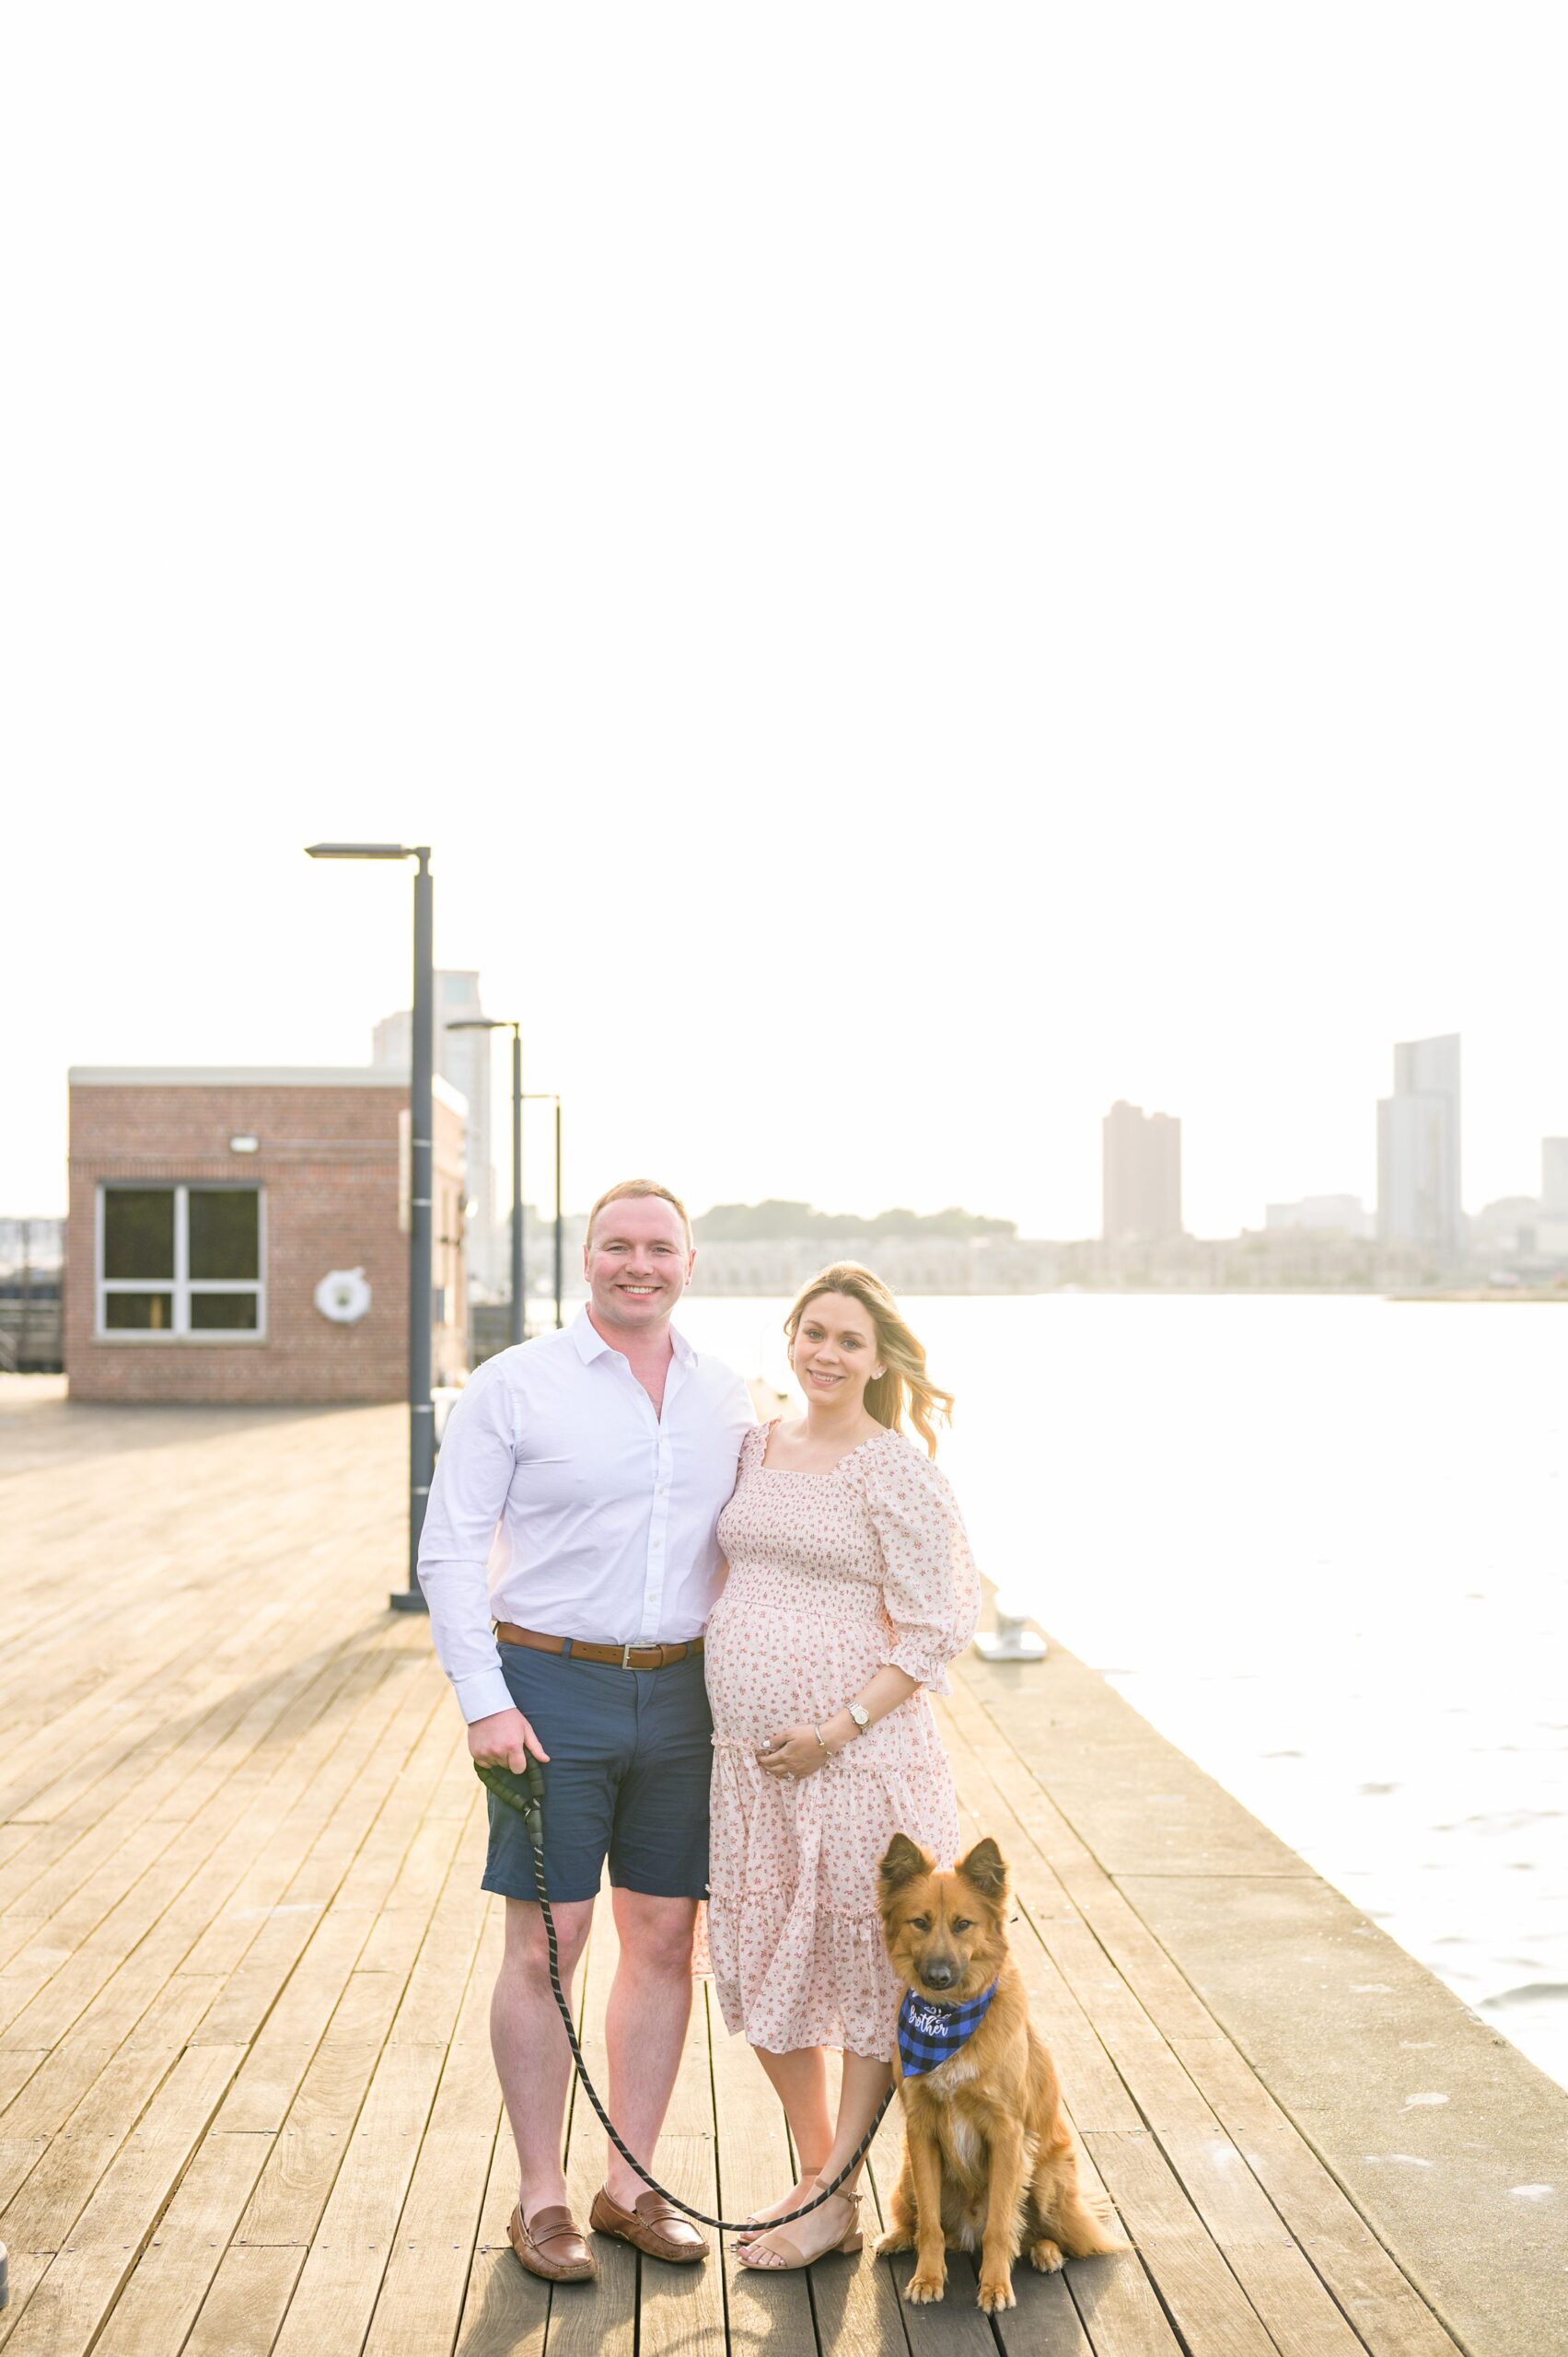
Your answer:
[314,1267,372,1324]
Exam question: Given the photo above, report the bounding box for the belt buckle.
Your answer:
[621,1642,634,1669]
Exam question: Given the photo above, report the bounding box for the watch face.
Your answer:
[850,1703,870,1727]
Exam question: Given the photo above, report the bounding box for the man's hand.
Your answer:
[468,1706,548,1771]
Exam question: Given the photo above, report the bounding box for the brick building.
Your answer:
[66,1068,468,1404]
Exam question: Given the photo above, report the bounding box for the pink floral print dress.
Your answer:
[704,1422,981,2060]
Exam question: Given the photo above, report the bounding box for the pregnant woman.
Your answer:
[704,1262,981,2272]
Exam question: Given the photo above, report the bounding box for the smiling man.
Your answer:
[417,1178,753,2283]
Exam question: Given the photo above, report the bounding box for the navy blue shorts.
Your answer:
[482,1642,713,1905]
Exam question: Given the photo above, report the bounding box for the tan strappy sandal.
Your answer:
[735,2168,831,2248]
[735,2179,864,2270]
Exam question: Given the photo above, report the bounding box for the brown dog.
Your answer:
[877,1832,1121,2312]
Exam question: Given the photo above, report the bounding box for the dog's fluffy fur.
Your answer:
[877,1832,1122,2313]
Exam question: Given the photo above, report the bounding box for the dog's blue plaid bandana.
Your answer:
[897,1980,1000,2077]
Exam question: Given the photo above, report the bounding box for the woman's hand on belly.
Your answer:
[755,1723,837,1782]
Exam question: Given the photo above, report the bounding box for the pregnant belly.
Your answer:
[705,1585,884,1743]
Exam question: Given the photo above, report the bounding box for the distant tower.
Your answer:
[1102,1102,1183,1242]
[375,971,500,1292]
[1543,1138,1568,1216]
[1376,1033,1461,1255]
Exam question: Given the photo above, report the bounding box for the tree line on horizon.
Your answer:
[693,1200,1017,1242]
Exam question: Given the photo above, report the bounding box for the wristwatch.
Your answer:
[847,1701,871,1736]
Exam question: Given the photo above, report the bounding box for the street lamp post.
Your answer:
[448,1017,523,1348]
[306,842,434,1614]
[523,1095,564,1329]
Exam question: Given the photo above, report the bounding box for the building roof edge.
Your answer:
[69,1065,415,1090]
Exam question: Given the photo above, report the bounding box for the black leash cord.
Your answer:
[477,1759,896,2235]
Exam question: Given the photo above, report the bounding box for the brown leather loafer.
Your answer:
[508,2202,597,2282]
[589,2185,709,2263]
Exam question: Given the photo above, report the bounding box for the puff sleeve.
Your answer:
[860,1442,981,1694]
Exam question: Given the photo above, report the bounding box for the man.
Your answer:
[417,1178,753,2282]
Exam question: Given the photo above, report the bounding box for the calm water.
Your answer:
[677,1293,1568,2091]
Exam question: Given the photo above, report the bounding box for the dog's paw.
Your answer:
[1028,2236,1064,2274]
[978,2273,1017,2313]
[905,2267,947,2305]
[877,2227,914,2257]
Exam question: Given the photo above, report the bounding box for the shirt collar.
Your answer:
[571,1305,697,1369]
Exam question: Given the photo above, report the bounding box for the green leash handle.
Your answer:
[473,1757,545,1853]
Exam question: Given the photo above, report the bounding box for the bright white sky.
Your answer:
[5,6,1565,1237]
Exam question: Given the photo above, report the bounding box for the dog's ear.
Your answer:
[957,1837,1008,1901]
[880,1832,935,1893]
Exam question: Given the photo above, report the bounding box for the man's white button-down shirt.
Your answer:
[417,1308,755,1724]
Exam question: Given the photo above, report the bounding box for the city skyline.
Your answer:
[15,1022,1568,1256]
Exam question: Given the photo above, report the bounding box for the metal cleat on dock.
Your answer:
[973,1593,1047,1661]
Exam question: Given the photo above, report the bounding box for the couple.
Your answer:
[417,1177,981,2281]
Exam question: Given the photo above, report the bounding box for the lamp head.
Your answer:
[305,842,414,860]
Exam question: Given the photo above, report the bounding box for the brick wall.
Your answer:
[67,1080,466,1404]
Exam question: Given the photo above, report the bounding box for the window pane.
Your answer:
[189,1190,259,1280]
[104,1292,174,1329]
[103,1190,174,1280]
[190,1292,260,1331]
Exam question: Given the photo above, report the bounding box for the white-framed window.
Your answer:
[96,1184,265,1339]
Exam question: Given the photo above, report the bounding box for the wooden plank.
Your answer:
[0,1612,385,2035]
[181,2246,309,2357]
[0,1644,431,2061]
[361,1907,501,2357]
[258,1734,496,2352]
[235,1970,405,2246]
[634,1967,727,2357]
[442,1897,547,2357]
[451,2089,551,2357]
[0,2043,245,2357]
[1086,2128,1285,2357]
[87,2129,273,2357]
[0,1974,221,2230]
[549,1895,636,2357]
[706,1956,819,2357]
[266,2036,447,2357]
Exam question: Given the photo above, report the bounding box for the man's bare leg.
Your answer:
[601,1889,699,2210]
[493,1893,595,2216]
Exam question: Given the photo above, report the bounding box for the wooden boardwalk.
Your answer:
[0,1383,1470,2357]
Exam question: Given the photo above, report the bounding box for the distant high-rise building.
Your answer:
[1264,1194,1372,1239]
[1376,1033,1461,1255]
[374,970,501,1293]
[1102,1101,1182,1242]
[1542,1139,1568,1216]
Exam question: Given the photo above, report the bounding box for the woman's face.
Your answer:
[791,1291,885,1410]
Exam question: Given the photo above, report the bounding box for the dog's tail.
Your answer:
[1056,2185,1127,2259]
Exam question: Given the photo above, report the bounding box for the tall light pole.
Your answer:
[524,1094,564,1328]
[448,1016,523,1348]
[306,842,434,1613]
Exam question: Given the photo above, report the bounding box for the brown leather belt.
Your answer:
[494,1622,703,1670]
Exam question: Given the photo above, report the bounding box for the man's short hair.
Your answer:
[586,1178,693,1252]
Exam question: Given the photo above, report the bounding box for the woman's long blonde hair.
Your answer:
[784,1262,954,1457]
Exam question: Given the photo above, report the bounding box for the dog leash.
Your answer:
[476,1759,897,2234]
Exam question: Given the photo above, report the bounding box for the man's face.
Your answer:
[584,1195,695,1333]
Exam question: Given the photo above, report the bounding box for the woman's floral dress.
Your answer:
[704,1422,981,2059]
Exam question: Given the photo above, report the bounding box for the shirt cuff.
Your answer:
[453,1664,516,1724]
